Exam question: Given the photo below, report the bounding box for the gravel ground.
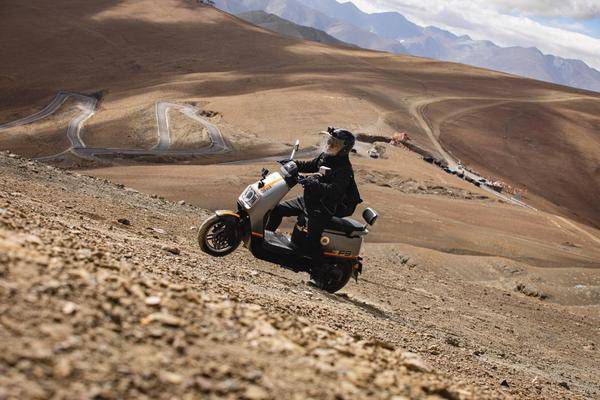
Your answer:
[1,151,597,399]
[0,152,481,399]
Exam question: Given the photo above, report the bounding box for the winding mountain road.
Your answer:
[153,102,228,154]
[0,91,97,150]
[0,93,229,159]
[409,94,595,168]
[409,94,598,210]
[409,94,600,244]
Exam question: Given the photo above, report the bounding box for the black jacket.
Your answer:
[296,152,359,217]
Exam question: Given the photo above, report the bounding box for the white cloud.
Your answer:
[347,0,600,69]
[491,0,600,19]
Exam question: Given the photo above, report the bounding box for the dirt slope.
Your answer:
[2,151,600,399]
[0,151,484,399]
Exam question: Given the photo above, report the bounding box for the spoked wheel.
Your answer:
[197,214,241,257]
[312,262,353,293]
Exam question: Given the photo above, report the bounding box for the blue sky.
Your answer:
[531,16,600,39]
[348,0,600,69]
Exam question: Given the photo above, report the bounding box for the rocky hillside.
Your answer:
[0,151,484,399]
[237,11,351,47]
[2,149,600,399]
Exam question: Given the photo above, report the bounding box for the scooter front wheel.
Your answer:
[197,214,241,257]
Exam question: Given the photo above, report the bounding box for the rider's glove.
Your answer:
[303,174,320,188]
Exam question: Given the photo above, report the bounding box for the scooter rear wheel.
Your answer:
[312,262,353,293]
[198,214,241,257]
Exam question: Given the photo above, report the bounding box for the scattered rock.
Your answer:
[583,342,596,351]
[144,296,162,306]
[160,371,184,385]
[515,282,548,300]
[53,358,73,378]
[243,385,269,400]
[500,379,509,388]
[151,227,166,235]
[22,234,43,245]
[401,352,431,373]
[161,245,180,255]
[117,218,130,226]
[141,312,184,327]
[62,301,78,315]
[558,381,570,390]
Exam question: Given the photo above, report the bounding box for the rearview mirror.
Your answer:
[362,207,378,226]
[290,139,300,160]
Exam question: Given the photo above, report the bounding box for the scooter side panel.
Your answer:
[321,231,362,257]
[246,172,289,233]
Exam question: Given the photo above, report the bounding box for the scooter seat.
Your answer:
[325,217,366,234]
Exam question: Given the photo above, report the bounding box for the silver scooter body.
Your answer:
[198,139,379,292]
[237,140,375,262]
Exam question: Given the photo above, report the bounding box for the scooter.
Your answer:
[197,140,378,293]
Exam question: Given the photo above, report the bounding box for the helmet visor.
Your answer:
[322,133,344,156]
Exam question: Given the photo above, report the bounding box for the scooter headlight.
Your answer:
[240,186,260,209]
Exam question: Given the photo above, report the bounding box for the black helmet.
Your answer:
[325,126,355,156]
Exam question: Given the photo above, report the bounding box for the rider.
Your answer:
[266,127,361,260]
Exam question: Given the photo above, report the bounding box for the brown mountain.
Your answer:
[1,1,600,398]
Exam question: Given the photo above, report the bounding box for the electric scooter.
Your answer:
[197,140,378,293]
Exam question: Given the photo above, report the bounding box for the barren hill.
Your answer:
[237,10,351,47]
[1,0,599,226]
[1,1,600,398]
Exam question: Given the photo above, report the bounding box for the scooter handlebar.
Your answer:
[297,174,319,187]
[297,175,307,185]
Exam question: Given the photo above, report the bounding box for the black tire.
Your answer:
[197,214,241,257]
[312,262,354,293]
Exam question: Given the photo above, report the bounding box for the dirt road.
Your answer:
[408,94,599,211]
[0,93,230,160]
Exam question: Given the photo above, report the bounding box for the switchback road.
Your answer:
[0,93,229,159]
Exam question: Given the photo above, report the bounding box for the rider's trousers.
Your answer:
[265,196,330,257]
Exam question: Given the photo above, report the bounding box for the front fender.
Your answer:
[215,209,251,245]
[215,210,240,218]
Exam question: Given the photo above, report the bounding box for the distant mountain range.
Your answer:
[237,11,350,47]
[215,0,600,93]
